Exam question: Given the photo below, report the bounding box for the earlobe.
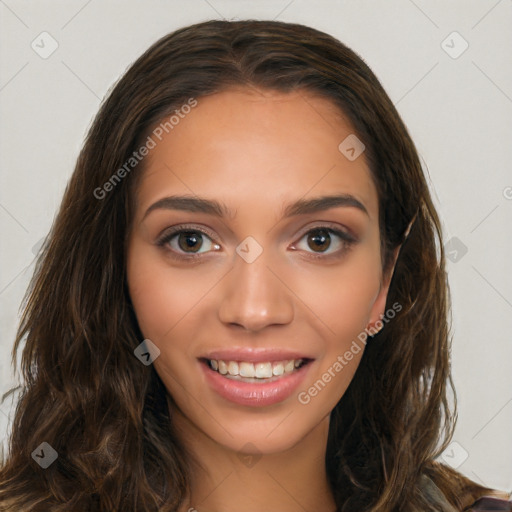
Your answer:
[367,213,415,331]
[403,210,418,240]
[366,284,390,335]
[366,245,402,334]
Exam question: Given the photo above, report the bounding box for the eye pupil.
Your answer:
[307,229,331,252]
[178,231,203,252]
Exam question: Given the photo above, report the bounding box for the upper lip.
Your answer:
[200,347,314,363]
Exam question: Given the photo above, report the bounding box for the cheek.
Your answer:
[292,261,380,412]
[127,246,223,340]
[290,251,382,342]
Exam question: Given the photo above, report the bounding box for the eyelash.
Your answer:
[155,223,357,262]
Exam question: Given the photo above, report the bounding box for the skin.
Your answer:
[127,87,398,512]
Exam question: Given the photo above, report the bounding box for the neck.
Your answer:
[171,402,337,512]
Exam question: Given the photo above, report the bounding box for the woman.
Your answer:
[0,19,510,511]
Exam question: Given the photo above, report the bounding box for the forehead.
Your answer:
[134,87,378,221]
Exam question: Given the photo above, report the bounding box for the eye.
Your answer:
[156,225,221,257]
[292,226,356,257]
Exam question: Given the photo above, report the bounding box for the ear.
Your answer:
[367,215,416,332]
[366,245,401,334]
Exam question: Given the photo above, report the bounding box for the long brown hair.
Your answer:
[0,19,498,511]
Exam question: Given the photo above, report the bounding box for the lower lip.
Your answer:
[201,361,313,407]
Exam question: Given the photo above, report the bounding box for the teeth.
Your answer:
[239,362,255,378]
[272,362,284,376]
[208,358,304,379]
[218,360,228,375]
[228,361,239,375]
[255,362,272,378]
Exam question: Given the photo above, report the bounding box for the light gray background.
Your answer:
[1,0,511,493]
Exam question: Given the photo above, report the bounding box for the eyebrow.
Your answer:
[142,194,369,220]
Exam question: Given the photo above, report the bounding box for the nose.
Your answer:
[217,248,295,333]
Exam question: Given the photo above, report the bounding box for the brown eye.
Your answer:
[157,226,221,258]
[177,231,204,253]
[307,229,331,252]
[292,226,356,258]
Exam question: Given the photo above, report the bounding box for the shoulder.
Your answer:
[420,461,511,511]
[468,495,512,511]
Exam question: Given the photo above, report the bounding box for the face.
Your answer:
[127,87,394,455]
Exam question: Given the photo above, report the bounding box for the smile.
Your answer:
[207,358,307,382]
[200,356,314,407]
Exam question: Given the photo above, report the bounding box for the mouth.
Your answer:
[202,357,311,383]
[199,354,314,407]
